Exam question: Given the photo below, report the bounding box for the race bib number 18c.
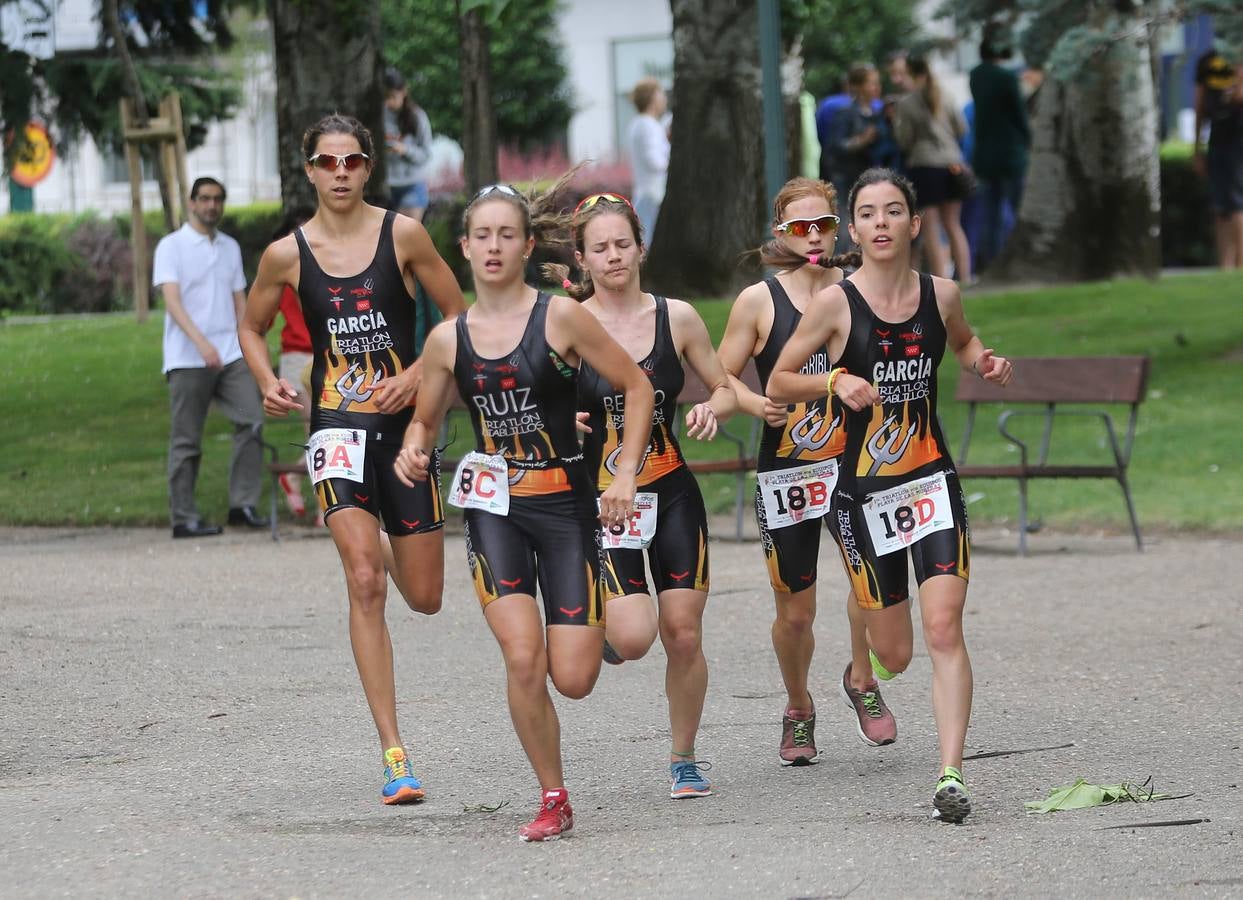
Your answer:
[448,451,511,515]
[306,428,367,485]
[862,471,955,556]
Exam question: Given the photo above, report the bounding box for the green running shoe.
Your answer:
[933,766,971,823]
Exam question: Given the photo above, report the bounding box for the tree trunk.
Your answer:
[456,1,499,193]
[989,21,1160,283]
[646,0,765,297]
[268,0,387,212]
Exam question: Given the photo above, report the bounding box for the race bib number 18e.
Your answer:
[862,471,954,556]
[306,428,367,485]
[757,458,839,530]
[448,451,510,515]
[600,492,658,550]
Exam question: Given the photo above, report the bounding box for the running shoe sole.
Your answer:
[933,781,971,823]
[838,676,895,747]
[670,785,713,799]
[382,785,425,805]
[518,822,573,842]
[778,751,821,767]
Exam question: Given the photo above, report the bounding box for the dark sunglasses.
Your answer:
[306,152,370,171]
[776,215,840,237]
[574,192,634,215]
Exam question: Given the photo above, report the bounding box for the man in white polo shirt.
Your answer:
[154,176,268,538]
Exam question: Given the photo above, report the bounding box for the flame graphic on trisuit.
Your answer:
[320,335,402,413]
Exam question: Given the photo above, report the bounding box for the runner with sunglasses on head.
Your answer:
[718,176,898,768]
[544,192,736,800]
[394,180,654,842]
[239,114,466,806]
[767,167,1012,822]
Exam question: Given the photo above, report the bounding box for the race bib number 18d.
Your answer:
[600,492,658,550]
[757,458,839,530]
[306,428,367,485]
[448,451,510,516]
[862,471,954,556]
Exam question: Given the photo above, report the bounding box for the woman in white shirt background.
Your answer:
[626,78,671,242]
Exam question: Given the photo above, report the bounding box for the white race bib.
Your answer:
[862,471,955,556]
[306,428,367,485]
[757,458,839,530]
[448,451,510,515]
[600,492,658,550]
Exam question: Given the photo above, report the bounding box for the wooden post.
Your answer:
[168,94,189,227]
[120,99,150,323]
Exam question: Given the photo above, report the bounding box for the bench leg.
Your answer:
[1016,477,1029,557]
[1118,474,1143,552]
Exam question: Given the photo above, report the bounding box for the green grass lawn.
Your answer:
[2,270,1241,531]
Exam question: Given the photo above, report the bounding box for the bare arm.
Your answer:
[162,282,221,369]
[718,284,786,426]
[395,321,459,487]
[669,298,735,440]
[240,237,301,415]
[935,276,1012,385]
[550,296,654,525]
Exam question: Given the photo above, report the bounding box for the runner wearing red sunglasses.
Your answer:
[239,113,466,805]
[718,176,899,769]
[768,167,1012,823]
[545,192,736,800]
[393,178,654,842]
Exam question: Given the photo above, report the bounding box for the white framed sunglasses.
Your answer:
[474,183,521,200]
[776,214,840,237]
[306,152,370,171]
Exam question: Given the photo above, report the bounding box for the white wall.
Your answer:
[557,0,671,164]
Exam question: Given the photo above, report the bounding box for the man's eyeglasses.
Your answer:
[574,192,633,215]
[474,183,521,200]
[306,152,370,171]
[776,215,840,237]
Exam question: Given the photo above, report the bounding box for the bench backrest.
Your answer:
[954,356,1150,405]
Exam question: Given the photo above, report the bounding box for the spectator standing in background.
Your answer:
[1194,48,1243,269]
[969,34,1031,271]
[815,78,852,184]
[894,58,973,283]
[627,78,671,241]
[384,68,434,222]
[828,63,888,252]
[154,177,268,538]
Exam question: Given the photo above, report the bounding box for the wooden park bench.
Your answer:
[953,356,1150,556]
[263,361,766,542]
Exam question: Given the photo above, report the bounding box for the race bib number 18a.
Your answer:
[862,471,954,556]
[306,428,367,485]
[448,451,510,515]
[600,492,658,550]
[757,458,839,530]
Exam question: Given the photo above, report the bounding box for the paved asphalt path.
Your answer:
[3,522,1240,898]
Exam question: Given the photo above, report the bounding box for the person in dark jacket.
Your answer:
[969,34,1031,270]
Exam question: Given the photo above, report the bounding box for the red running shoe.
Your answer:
[519,788,574,842]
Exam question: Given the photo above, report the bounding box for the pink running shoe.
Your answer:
[779,699,821,766]
[840,662,897,746]
[519,789,574,842]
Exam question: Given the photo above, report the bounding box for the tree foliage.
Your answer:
[380,0,572,150]
[788,0,926,98]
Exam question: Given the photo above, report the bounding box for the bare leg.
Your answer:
[328,508,403,752]
[918,574,972,771]
[772,585,816,711]
[1229,212,1243,269]
[919,205,950,278]
[657,589,708,759]
[940,200,971,282]
[384,529,445,614]
[603,592,658,660]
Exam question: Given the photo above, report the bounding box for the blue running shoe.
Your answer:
[670,760,713,799]
[381,747,425,805]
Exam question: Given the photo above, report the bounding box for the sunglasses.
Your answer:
[306,152,370,171]
[776,215,840,237]
[574,192,634,215]
[474,183,521,200]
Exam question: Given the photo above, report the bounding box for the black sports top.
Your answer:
[295,210,417,440]
[578,295,686,489]
[453,293,583,496]
[834,272,952,493]
[753,276,846,467]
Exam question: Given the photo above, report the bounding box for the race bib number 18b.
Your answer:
[448,451,510,515]
[757,458,839,530]
[306,428,367,485]
[862,471,954,556]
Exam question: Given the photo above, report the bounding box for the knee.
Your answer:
[871,642,913,676]
[504,645,549,694]
[345,566,388,616]
[550,667,597,700]
[774,597,815,634]
[400,575,443,616]
[922,613,964,657]
[659,618,702,661]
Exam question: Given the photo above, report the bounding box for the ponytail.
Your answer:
[758,239,861,273]
[541,262,594,301]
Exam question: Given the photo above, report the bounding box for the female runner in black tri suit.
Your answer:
[240,114,466,805]
[547,192,736,799]
[393,181,654,842]
[718,177,897,767]
[768,168,1012,822]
